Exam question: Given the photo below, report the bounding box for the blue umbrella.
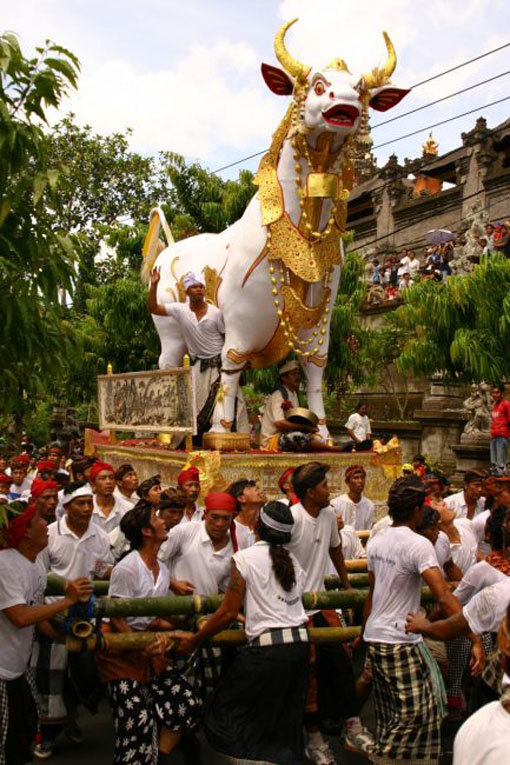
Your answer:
[426,228,455,246]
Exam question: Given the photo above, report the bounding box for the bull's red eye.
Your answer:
[314,81,325,96]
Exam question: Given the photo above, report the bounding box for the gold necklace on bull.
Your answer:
[261,128,353,360]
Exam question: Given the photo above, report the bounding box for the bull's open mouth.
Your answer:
[322,104,359,127]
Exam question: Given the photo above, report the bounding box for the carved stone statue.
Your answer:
[462,383,492,438]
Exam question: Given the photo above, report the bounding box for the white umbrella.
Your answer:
[426,229,455,246]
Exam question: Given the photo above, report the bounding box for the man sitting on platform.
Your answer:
[147,267,248,440]
[260,360,347,453]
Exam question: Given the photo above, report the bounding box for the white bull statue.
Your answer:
[142,19,409,437]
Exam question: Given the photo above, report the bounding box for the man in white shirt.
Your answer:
[287,462,372,761]
[0,501,92,765]
[147,268,248,438]
[227,478,266,550]
[444,469,486,519]
[453,608,510,765]
[343,402,372,452]
[331,465,375,530]
[177,467,204,523]
[365,477,481,765]
[89,461,131,535]
[159,492,237,596]
[113,463,139,508]
[33,482,113,758]
[30,477,59,525]
[8,455,33,500]
[407,251,421,277]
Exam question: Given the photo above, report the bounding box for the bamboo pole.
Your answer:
[46,573,369,597]
[344,559,368,572]
[65,626,362,653]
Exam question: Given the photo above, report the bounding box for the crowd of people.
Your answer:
[366,221,510,303]
[1,439,510,764]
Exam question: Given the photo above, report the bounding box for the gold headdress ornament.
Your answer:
[274,18,311,84]
[361,31,396,90]
[325,58,350,73]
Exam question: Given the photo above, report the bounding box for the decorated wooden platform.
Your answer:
[87,430,400,515]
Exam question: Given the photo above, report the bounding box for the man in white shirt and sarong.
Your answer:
[147,268,248,440]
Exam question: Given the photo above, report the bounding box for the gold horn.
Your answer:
[362,31,397,90]
[274,19,310,83]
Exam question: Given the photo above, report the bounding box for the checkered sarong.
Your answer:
[368,641,444,765]
[30,633,69,720]
[0,671,39,765]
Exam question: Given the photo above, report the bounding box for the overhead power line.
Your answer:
[210,41,510,175]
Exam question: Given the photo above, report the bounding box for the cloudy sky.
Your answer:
[4,0,510,178]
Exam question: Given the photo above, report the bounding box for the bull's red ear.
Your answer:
[261,63,294,95]
[369,87,410,112]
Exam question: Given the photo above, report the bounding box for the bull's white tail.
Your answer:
[140,207,174,283]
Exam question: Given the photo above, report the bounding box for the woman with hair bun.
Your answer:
[178,500,310,764]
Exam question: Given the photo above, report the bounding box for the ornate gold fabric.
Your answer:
[280,284,331,329]
[268,213,342,282]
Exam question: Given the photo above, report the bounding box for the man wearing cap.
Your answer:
[0,501,92,765]
[32,482,113,759]
[331,465,375,531]
[260,361,345,453]
[444,470,486,519]
[148,267,248,439]
[177,467,204,523]
[89,461,132,535]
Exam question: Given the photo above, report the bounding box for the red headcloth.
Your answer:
[1,503,37,549]
[89,461,115,482]
[278,467,294,493]
[177,466,200,486]
[37,460,56,473]
[204,492,238,552]
[12,454,30,466]
[31,478,59,498]
[0,473,11,487]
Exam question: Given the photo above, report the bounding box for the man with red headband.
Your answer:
[0,502,92,765]
[177,467,204,523]
[159,492,237,596]
[278,467,295,505]
[89,461,131,534]
[30,478,59,524]
[8,455,33,500]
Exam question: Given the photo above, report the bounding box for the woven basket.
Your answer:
[202,432,251,452]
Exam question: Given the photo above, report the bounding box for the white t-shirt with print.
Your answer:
[286,503,341,599]
[344,413,371,442]
[330,493,374,530]
[0,549,46,679]
[233,541,307,641]
[109,550,171,631]
[453,700,510,765]
[454,561,506,606]
[463,578,510,634]
[365,526,439,644]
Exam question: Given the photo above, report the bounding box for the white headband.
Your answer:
[260,508,294,533]
[63,485,93,505]
[182,271,205,290]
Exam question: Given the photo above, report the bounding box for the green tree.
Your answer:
[0,32,80,428]
[394,253,510,383]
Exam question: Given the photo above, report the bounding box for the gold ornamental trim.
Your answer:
[254,104,293,226]
[268,213,342,282]
[226,319,290,370]
[280,284,331,329]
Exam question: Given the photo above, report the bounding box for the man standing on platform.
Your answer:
[177,467,203,523]
[147,268,248,439]
[331,465,375,530]
[287,462,373,763]
[343,402,373,452]
[490,384,510,475]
